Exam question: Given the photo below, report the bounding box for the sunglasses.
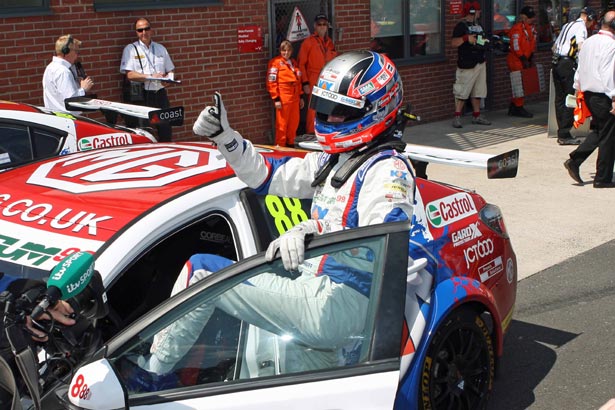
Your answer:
[317,23,328,26]
[136,27,151,33]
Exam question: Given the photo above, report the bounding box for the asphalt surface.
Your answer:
[402,101,615,280]
[488,238,615,410]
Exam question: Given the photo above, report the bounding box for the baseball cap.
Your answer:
[464,1,481,16]
[580,6,597,20]
[521,6,536,18]
[314,13,329,22]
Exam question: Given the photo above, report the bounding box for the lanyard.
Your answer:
[136,41,156,73]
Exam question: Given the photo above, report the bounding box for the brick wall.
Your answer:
[2,0,576,145]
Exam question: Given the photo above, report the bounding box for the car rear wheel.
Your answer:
[419,308,494,410]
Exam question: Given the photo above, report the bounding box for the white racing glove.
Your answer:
[266,220,325,271]
[193,91,244,163]
[193,91,233,140]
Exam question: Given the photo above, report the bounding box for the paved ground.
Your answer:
[402,102,615,280]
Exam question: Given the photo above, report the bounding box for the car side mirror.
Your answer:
[65,359,127,409]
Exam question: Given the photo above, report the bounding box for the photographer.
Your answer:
[451,1,492,128]
[0,273,75,343]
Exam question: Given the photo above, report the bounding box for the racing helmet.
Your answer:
[310,50,403,154]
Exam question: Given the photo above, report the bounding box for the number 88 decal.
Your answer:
[71,374,91,400]
[264,195,309,235]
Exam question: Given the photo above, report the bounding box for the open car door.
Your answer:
[60,222,410,410]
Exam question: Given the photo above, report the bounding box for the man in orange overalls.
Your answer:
[298,13,337,134]
[266,40,304,147]
[507,6,537,118]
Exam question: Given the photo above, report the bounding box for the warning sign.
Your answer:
[286,6,310,42]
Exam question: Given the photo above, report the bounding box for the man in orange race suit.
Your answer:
[298,13,337,134]
[507,6,537,118]
[267,40,304,147]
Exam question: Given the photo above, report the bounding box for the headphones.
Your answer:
[61,35,73,55]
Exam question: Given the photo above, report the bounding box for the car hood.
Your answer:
[0,142,239,271]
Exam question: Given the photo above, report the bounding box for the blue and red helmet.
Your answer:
[310,51,403,154]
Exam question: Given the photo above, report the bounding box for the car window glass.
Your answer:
[109,235,387,395]
[0,123,33,167]
[31,128,62,158]
[241,189,311,252]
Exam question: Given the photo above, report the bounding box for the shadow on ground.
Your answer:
[487,320,580,410]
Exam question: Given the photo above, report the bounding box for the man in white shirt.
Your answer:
[564,11,615,188]
[120,17,175,142]
[551,7,596,145]
[42,35,94,113]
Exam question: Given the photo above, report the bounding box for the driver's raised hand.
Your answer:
[193,92,233,139]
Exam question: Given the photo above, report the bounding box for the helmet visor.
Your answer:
[310,87,368,122]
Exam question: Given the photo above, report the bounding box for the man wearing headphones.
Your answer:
[551,7,596,145]
[42,35,94,113]
[564,11,615,188]
[451,1,491,128]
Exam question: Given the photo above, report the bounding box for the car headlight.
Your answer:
[479,203,509,239]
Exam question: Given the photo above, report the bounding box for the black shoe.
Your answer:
[593,181,615,188]
[564,159,583,184]
[508,105,533,118]
[557,137,583,145]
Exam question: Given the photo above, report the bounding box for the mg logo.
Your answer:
[27,144,226,194]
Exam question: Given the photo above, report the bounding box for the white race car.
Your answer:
[0,141,518,409]
[0,99,162,170]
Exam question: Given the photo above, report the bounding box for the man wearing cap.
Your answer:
[507,6,537,118]
[551,7,596,145]
[298,13,337,134]
[451,1,491,128]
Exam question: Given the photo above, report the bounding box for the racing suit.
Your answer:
[298,33,336,134]
[144,130,415,376]
[507,20,536,107]
[266,55,303,147]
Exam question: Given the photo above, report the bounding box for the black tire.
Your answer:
[419,308,495,410]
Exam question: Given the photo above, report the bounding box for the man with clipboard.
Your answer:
[120,17,178,142]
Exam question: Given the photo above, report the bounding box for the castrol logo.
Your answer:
[426,192,477,228]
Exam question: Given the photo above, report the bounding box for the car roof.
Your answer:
[0,142,304,271]
[0,100,156,145]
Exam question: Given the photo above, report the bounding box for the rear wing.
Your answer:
[403,145,519,179]
[65,97,184,126]
[296,138,519,179]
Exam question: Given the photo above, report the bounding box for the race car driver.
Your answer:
[135,51,417,383]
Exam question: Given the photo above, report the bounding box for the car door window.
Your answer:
[31,127,63,158]
[241,189,312,251]
[109,234,389,395]
[0,124,33,166]
[0,123,63,169]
